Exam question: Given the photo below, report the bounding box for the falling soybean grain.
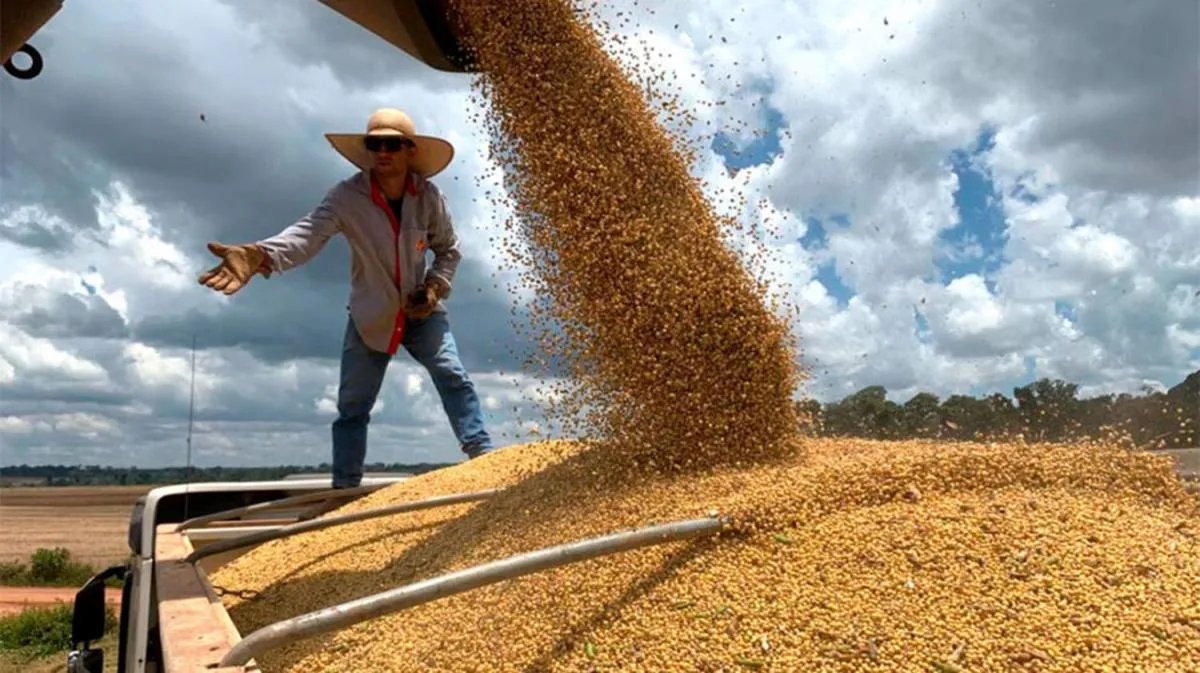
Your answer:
[451,0,805,475]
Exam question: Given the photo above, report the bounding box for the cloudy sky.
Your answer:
[1,0,1196,468]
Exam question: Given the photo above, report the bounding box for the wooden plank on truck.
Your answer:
[155,524,257,672]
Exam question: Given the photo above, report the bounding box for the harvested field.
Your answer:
[0,486,143,567]
[213,438,1200,672]
[0,485,150,508]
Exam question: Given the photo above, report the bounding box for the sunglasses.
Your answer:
[364,136,415,153]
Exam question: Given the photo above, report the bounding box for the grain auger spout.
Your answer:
[2,0,477,81]
[0,0,62,79]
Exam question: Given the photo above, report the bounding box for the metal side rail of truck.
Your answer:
[64,475,414,673]
[62,448,1199,673]
[60,473,725,673]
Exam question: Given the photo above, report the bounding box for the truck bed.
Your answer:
[70,449,1199,673]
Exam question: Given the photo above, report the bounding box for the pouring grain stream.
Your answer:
[449,0,805,471]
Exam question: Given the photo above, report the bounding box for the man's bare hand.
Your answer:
[197,241,269,296]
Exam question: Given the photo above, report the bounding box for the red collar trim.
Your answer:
[369,171,417,200]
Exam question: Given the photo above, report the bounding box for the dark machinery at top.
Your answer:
[1,0,475,82]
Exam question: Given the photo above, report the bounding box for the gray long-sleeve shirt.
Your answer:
[255,170,462,355]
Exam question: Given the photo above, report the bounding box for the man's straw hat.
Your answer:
[325,108,455,178]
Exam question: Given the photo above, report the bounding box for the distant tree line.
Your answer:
[0,462,455,487]
[797,370,1200,449]
[5,371,1198,487]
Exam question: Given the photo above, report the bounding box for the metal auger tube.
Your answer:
[176,484,384,531]
[218,516,727,667]
[185,489,500,564]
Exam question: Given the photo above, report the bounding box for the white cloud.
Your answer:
[613,0,1198,405]
[93,182,194,291]
[0,416,36,434]
[0,323,109,383]
[404,372,423,397]
[50,412,121,440]
[121,342,230,414]
[0,183,200,326]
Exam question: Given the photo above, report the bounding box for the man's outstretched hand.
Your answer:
[197,241,270,296]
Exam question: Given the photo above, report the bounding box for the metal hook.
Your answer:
[3,44,44,80]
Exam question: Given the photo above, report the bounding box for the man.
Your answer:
[197,108,493,488]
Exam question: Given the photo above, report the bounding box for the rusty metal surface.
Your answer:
[0,0,62,63]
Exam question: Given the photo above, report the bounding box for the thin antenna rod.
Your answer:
[184,333,197,521]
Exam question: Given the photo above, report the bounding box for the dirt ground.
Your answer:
[0,586,121,616]
[0,486,148,568]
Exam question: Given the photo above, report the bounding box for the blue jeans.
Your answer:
[331,312,492,488]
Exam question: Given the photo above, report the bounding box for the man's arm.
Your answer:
[424,187,462,297]
[256,186,344,274]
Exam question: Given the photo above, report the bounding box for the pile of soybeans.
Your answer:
[209,1,1200,671]
[213,438,1199,672]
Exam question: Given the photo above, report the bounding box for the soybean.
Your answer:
[213,438,1199,672]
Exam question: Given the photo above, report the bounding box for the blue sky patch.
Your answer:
[800,216,828,250]
[913,308,934,345]
[710,85,856,307]
[1009,170,1041,204]
[81,265,99,296]
[1023,354,1038,379]
[935,127,1009,285]
[1055,300,1078,323]
[710,80,786,171]
[815,260,854,307]
[712,114,1043,362]
[796,217,853,307]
